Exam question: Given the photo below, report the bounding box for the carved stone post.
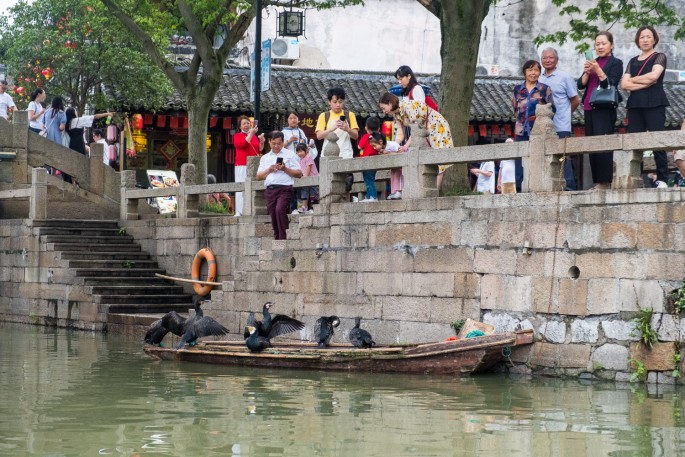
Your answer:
[404,123,437,199]
[245,155,264,216]
[12,110,28,150]
[177,163,197,219]
[88,142,105,196]
[10,111,29,185]
[29,167,48,220]
[528,104,563,192]
[120,170,138,220]
[319,132,347,204]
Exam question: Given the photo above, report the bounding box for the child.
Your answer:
[357,117,382,202]
[295,143,318,213]
[497,138,517,194]
[368,132,402,199]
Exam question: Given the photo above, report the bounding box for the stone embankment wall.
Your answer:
[119,188,685,382]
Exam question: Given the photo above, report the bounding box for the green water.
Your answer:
[1,323,684,456]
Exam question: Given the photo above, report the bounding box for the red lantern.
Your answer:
[381,121,394,139]
[131,114,143,131]
[41,68,53,80]
[15,86,26,95]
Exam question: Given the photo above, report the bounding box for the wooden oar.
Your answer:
[155,273,222,286]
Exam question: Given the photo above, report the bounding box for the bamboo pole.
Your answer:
[155,273,222,286]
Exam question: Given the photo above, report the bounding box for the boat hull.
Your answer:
[144,330,533,375]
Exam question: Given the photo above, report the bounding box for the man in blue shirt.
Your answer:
[539,48,580,191]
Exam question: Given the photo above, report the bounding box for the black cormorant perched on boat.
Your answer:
[314,315,340,348]
[175,295,229,349]
[143,294,228,348]
[244,325,272,352]
[243,302,305,339]
[348,317,375,349]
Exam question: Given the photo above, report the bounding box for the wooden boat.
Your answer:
[144,329,533,375]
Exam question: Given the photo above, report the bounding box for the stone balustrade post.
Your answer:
[404,123,437,199]
[318,156,346,204]
[527,104,563,192]
[245,155,263,216]
[29,167,48,220]
[177,163,197,219]
[88,142,105,196]
[120,170,138,220]
[12,110,28,150]
[614,149,645,189]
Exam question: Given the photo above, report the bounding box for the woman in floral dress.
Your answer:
[379,92,453,192]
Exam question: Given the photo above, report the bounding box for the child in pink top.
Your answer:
[296,143,319,213]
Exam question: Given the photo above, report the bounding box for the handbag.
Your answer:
[589,85,619,109]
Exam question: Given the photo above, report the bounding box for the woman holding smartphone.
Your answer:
[233,115,264,216]
[577,31,623,191]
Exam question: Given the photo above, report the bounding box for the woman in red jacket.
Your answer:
[233,115,264,216]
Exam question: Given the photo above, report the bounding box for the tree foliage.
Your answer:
[535,0,685,50]
[0,0,172,111]
[98,0,363,183]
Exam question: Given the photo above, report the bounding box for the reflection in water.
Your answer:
[1,323,685,456]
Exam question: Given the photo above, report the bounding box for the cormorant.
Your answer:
[314,315,340,348]
[244,325,272,352]
[348,317,375,349]
[143,294,228,349]
[243,302,305,339]
[175,295,229,349]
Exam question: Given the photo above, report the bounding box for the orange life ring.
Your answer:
[191,247,217,296]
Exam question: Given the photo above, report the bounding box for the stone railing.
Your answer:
[119,105,685,219]
[0,111,121,217]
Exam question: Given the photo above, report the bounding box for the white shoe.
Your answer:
[352,196,359,203]
[360,197,378,202]
[291,209,300,215]
[655,180,668,189]
[305,209,314,214]
[387,192,402,200]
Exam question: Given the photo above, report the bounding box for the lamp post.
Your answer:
[253,0,262,127]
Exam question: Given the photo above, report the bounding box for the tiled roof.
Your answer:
[165,66,685,128]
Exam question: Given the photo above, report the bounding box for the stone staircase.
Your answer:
[33,219,193,321]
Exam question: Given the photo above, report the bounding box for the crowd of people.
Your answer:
[2,24,681,240]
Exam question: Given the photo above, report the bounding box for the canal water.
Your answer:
[1,323,684,457]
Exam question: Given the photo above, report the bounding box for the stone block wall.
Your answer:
[0,220,103,330]
[119,187,685,382]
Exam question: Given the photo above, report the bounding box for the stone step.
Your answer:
[89,285,185,296]
[49,243,141,252]
[102,303,194,315]
[31,219,119,229]
[78,276,175,286]
[60,251,152,261]
[68,259,158,270]
[42,234,135,244]
[36,227,126,237]
[97,294,192,305]
[75,268,165,278]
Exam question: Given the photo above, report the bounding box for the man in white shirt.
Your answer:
[0,80,17,120]
[256,131,303,240]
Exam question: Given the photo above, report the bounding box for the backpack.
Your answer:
[323,110,359,156]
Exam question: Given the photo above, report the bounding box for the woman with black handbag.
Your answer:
[620,26,670,189]
[577,31,623,191]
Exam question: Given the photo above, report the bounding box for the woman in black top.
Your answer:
[620,26,669,188]
[577,31,623,190]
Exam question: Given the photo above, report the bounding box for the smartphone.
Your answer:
[584,51,593,60]
[339,115,346,122]
[253,119,259,129]
[276,157,283,164]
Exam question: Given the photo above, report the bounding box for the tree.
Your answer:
[416,0,684,191]
[99,0,362,185]
[0,0,172,111]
